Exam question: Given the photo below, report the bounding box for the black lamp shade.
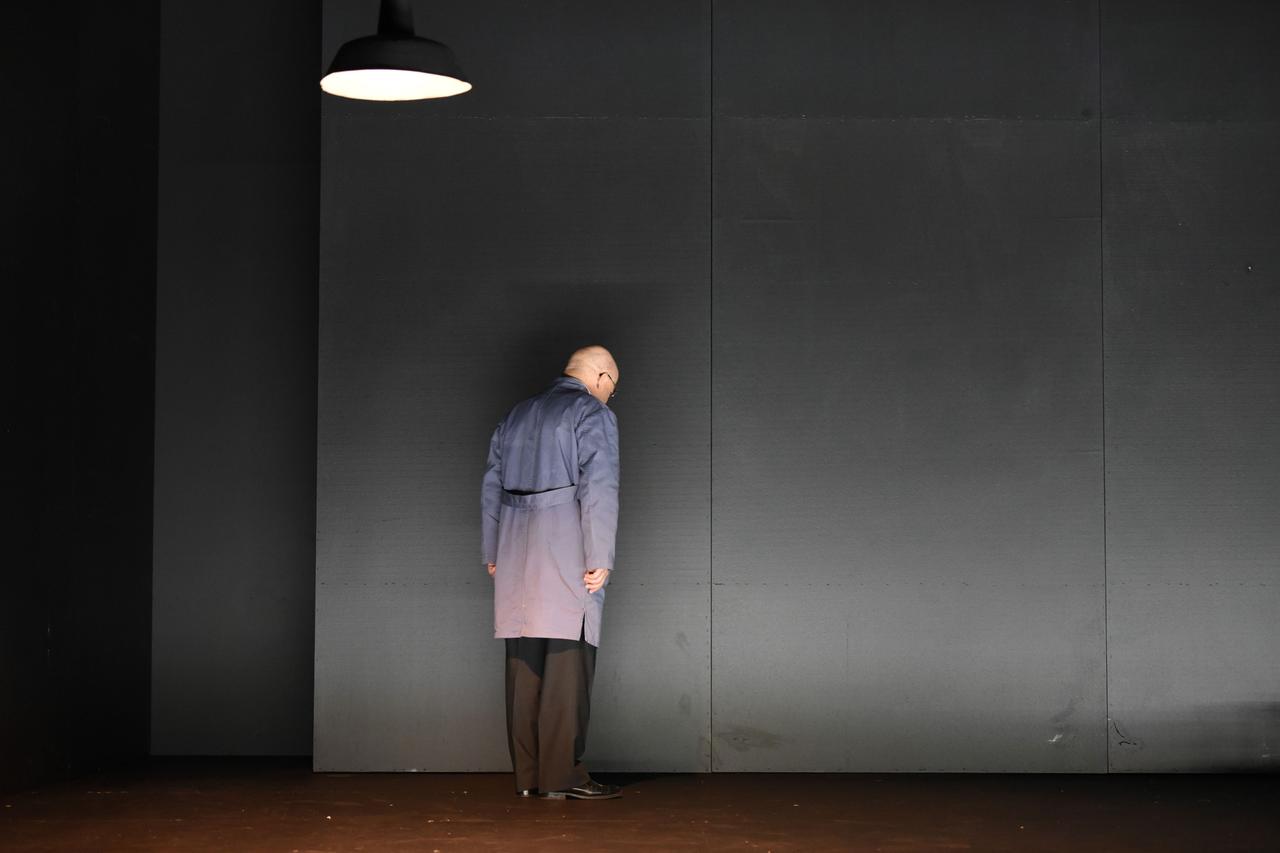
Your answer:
[320,0,472,101]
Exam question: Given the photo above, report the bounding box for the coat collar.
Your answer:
[554,374,588,391]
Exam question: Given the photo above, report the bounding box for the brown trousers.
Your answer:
[504,622,598,793]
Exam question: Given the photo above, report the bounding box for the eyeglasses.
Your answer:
[598,371,617,400]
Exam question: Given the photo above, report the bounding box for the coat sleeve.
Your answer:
[575,405,620,572]
[481,419,504,565]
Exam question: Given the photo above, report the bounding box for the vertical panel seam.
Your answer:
[708,0,715,775]
[1099,0,1111,775]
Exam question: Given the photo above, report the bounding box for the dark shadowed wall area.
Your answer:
[2,2,158,792]
[151,1,319,754]
[316,0,1278,772]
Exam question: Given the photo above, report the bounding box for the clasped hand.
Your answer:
[486,562,610,593]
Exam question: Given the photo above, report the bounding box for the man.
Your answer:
[481,345,623,801]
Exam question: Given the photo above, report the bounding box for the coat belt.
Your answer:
[500,484,578,509]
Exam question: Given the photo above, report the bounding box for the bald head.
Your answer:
[563,344,619,405]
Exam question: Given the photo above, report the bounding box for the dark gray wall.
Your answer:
[2,2,158,791]
[315,0,711,771]
[1102,0,1280,771]
[152,1,319,754]
[316,0,1279,772]
[712,0,1105,771]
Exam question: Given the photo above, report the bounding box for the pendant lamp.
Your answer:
[321,0,472,101]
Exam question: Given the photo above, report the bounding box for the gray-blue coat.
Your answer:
[481,374,620,647]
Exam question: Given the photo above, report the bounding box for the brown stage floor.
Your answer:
[1,758,1276,852]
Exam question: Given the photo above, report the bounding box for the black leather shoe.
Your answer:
[517,788,536,797]
[538,778,622,800]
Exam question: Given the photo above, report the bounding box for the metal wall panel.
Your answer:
[1102,1,1280,770]
[1101,0,1280,121]
[711,1,1108,771]
[713,0,1098,119]
[315,1,711,771]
